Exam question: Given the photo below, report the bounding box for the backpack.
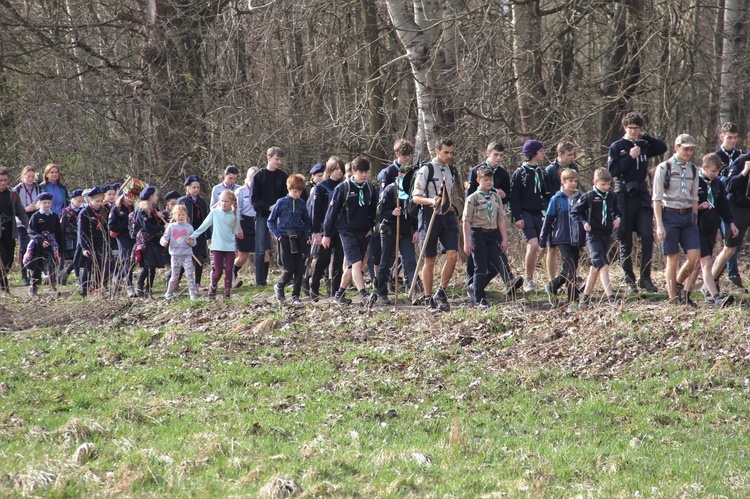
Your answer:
[339,178,376,223]
[127,210,139,239]
[401,161,457,218]
[663,159,697,190]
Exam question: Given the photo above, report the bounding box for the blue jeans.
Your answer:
[254,215,271,285]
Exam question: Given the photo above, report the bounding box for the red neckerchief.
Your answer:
[92,206,103,230]
[22,183,38,205]
[191,197,201,220]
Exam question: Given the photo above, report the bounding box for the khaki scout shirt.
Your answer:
[463,189,504,231]
[652,157,699,210]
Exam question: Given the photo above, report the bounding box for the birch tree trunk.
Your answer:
[720,0,749,125]
[511,0,545,135]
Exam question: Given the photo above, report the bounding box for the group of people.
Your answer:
[0,113,746,311]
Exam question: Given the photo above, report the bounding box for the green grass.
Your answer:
[1,295,750,496]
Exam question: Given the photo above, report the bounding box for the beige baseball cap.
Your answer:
[675,134,697,147]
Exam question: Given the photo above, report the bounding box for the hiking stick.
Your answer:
[394,196,401,305]
[408,180,448,301]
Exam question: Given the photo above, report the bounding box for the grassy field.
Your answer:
[1,278,750,497]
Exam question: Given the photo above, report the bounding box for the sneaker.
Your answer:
[290,296,302,306]
[466,283,474,301]
[126,285,136,297]
[165,292,175,300]
[362,292,378,308]
[714,294,734,308]
[411,295,425,306]
[522,278,536,292]
[208,286,217,300]
[426,295,440,313]
[333,292,351,306]
[506,276,524,296]
[568,294,590,311]
[135,288,145,298]
[700,286,713,303]
[729,276,747,292]
[477,298,490,309]
[434,287,450,312]
[190,294,198,301]
[544,282,555,306]
[377,295,393,305]
[28,286,37,297]
[679,287,697,308]
[608,295,621,305]
[274,283,285,303]
[625,282,639,294]
[639,278,658,293]
[20,277,30,287]
[234,279,243,289]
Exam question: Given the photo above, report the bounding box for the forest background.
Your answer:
[1,0,748,194]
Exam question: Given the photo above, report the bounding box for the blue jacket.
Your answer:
[724,152,750,208]
[540,189,585,248]
[509,164,549,221]
[268,195,312,239]
[323,179,377,235]
[377,161,402,191]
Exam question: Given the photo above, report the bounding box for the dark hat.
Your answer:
[87,186,106,198]
[70,189,84,198]
[165,190,180,201]
[104,184,117,192]
[139,186,155,200]
[111,183,122,191]
[522,139,544,157]
[310,162,325,175]
[184,175,200,186]
[38,192,53,201]
[224,165,239,175]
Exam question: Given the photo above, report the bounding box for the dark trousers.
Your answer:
[466,232,512,288]
[615,193,654,283]
[29,247,57,287]
[0,234,16,291]
[254,215,272,285]
[278,235,308,298]
[137,266,156,294]
[81,248,110,294]
[471,229,502,302]
[311,235,344,296]
[377,226,416,297]
[367,234,381,282]
[211,250,235,297]
[17,227,30,280]
[550,243,580,302]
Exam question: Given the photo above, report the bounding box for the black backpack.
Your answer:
[662,159,697,190]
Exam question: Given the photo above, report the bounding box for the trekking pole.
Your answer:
[408,180,448,302]
[394,196,401,305]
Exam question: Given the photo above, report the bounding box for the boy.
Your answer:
[714,122,745,291]
[252,147,288,286]
[59,189,85,285]
[268,174,313,305]
[540,168,585,305]
[0,168,29,294]
[322,156,378,307]
[77,186,110,297]
[509,139,550,292]
[570,168,621,309]
[412,137,460,312]
[376,164,418,304]
[210,165,240,207]
[465,141,523,297]
[683,153,736,307]
[26,192,63,296]
[544,141,579,283]
[462,166,509,308]
[608,112,668,294]
[309,156,346,301]
[378,139,414,191]
[652,134,701,306]
[178,175,210,289]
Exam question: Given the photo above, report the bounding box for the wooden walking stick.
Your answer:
[408,180,449,302]
[394,195,401,305]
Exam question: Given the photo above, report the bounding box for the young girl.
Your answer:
[160,204,197,300]
[59,189,85,285]
[14,165,40,286]
[133,186,167,297]
[179,175,209,289]
[108,187,138,296]
[25,192,63,296]
[188,190,243,299]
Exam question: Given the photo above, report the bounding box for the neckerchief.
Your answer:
[671,155,689,195]
[699,172,714,206]
[22,183,38,206]
[594,187,609,226]
[191,197,202,221]
[351,179,366,206]
[480,189,493,221]
[92,207,103,231]
[522,163,542,193]
[721,147,738,171]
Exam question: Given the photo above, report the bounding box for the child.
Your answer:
[210,165,240,207]
[378,139,414,191]
[59,189,85,285]
[25,192,63,296]
[570,168,622,309]
[189,189,243,299]
[161,204,197,300]
[683,153,736,307]
[108,187,138,296]
[133,186,167,297]
[178,175,210,289]
[322,156,378,307]
[462,166,509,308]
[268,174,313,305]
[544,141,579,283]
[14,165,40,286]
[509,139,550,292]
[233,167,258,289]
[652,134,701,306]
[252,147,288,286]
[540,169,585,306]
[77,186,110,297]
[163,191,180,220]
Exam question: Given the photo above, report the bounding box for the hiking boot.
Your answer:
[165,292,175,300]
[434,287,450,312]
[544,281,556,306]
[290,296,302,306]
[426,295,440,313]
[362,292,378,308]
[729,276,747,292]
[625,277,639,294]
[333,292,351,306]
[28,285,37,297]
[714,294,734,308]
[701,286,713,303]
[274,283,285,303]
[134,288,145,298]
[639,278,658,293]
[208,286,217,300]
[377,295,393,305]
[411,295,425,306]
[477,298,490,309]
[506,276,524,296]
[679,287,697,308]
[522,278,536,292]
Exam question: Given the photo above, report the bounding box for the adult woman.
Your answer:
[39,163,69,216]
